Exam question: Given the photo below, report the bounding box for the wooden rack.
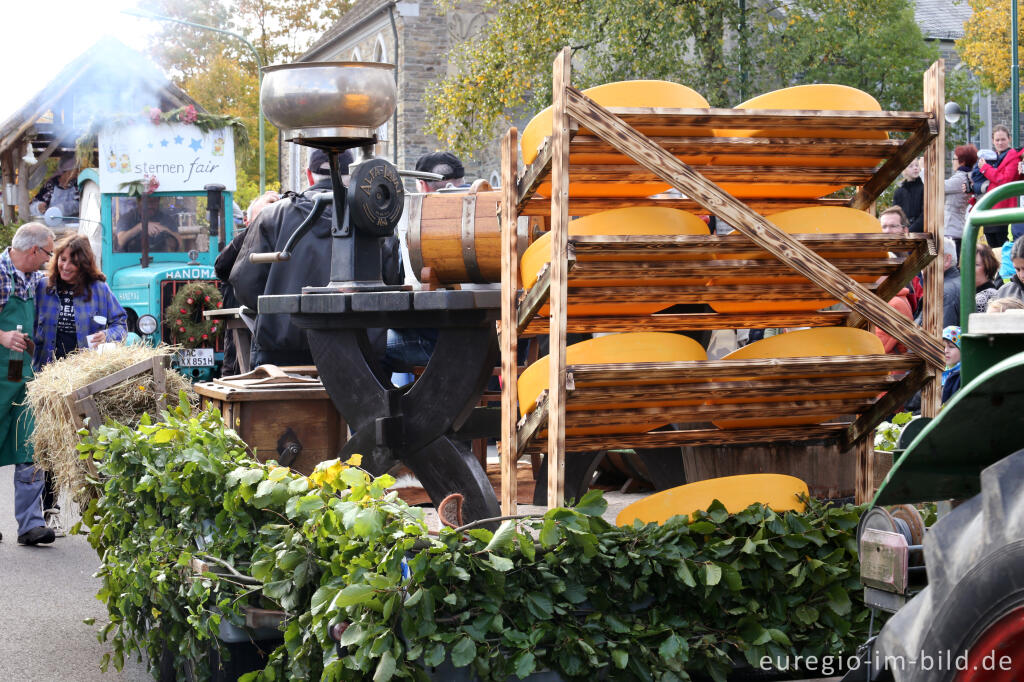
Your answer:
[499,49,947,512]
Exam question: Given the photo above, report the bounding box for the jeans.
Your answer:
[383,328,438,374]
[14,463,45,536]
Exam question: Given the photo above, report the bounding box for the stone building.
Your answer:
[281,0,499,192]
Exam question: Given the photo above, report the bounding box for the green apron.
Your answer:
[0,294,35,466]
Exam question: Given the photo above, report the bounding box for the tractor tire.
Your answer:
[873,448,1024,681]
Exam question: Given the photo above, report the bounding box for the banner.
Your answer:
[98,122,236,193]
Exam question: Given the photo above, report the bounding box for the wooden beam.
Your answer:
[848,235,937,329]
[605,107,930,132]
[547,47,572,508]
[564,87,945,370]
[842,362,930,450]
[563,282,880,304]
[500,127,519,515]
[854,437,875,505]
[568,134,902,157]
[849,118,938,210]
[520,196,849,216]
[523,424,849,453]
[523,310,848,334]
[568,354,920,384]
[921,60,945,417]
[16,154,29,220]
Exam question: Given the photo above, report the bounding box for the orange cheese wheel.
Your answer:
[709,206,884,314]
[518,332,707,435]
[714,84,886,199]
[712,327,885,429]
[522,206,710,316]
[615,473,809,525]
[521,80,710,198]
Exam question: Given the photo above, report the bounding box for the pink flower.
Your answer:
[180,105,198,124]
[143,174,160,194]
[149,108,163,124]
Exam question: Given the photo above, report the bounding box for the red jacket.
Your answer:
[980,148,1022,210]
[874,287,914,354]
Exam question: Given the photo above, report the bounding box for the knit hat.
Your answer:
[414,151,464,180]
[942,325,961,348]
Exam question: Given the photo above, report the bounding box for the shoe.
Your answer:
[44,508,66,538]
[17,526,55,545]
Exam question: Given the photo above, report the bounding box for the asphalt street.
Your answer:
[0,465,151,681]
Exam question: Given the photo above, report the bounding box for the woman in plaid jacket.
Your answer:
[32,234,127,370]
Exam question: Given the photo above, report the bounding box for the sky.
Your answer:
[0,0,157,123]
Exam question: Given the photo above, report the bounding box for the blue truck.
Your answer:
[59,120,237,378]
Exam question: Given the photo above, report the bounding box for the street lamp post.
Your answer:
[123,8,266,194]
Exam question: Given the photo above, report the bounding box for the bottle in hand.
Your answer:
[7,324,24,382]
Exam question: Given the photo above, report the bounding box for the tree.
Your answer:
[140,0,350,207]
[958,0,1017,94]
[426,0,939,158]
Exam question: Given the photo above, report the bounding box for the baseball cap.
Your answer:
[415,151,464,180]
[308,149,353,176]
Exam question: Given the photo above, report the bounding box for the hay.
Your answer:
[25,343,196,502]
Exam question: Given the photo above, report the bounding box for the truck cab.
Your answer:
[71,120,237,377]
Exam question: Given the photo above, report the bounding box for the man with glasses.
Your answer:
[0,222,55,545]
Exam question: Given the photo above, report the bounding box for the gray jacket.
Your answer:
[944,169,971,239]
[943,266,961,328]
[995,276,1024,303]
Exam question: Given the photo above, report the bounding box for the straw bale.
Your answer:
[25,343,195,502]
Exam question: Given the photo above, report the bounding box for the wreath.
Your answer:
[164,281,224,349]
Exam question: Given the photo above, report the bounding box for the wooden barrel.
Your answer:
[406,186,532,284]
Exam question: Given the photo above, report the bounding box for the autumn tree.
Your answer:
[958,0,1017,93]
[426,0,939,158]
[139,0,350,207]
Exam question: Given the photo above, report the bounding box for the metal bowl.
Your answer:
[261,62,397,135]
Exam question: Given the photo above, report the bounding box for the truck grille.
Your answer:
[160,279,225,351]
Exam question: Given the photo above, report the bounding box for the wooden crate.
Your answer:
[195,371,346,476]
[499,49,948,512]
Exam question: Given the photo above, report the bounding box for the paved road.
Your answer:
[0,466,151,681]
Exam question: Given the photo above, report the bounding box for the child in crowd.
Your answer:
[941,325,962,405]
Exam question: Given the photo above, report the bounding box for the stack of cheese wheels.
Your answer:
[708,205,885,314]
[520,80,710,198]
[711,327,885,429]
[712,84,886,199]
[517,332,707,435]
[615,473,809,526]
[521,206,711,316]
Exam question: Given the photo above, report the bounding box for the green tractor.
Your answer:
[853,181,1024,681]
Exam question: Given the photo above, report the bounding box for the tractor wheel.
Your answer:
[873,448,1024,681]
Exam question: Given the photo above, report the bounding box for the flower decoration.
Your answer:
[179,105,198,124]
[164,281,224,349]
[148,107,162,124]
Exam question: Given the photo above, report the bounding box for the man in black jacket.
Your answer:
[893,158,924,233]
[229,149,402,367]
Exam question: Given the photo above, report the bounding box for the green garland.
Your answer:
[75,105,251,168]
[163,281,223,348]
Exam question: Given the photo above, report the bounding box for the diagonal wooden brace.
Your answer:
[563,87,945,370]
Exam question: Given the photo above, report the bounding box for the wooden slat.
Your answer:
[523,310,848,334]
[568,232,931,256]
[567,164,876,184]
[152,355,168,413]
[517,136,552,210]
[70,357,161,399]
[557,397,877,427]
[568,374,899,406]
[567,257,902,281]
[564,282,879,304]
[842,363,931,449]
[568,354,922,384]
[520,196,850,216]
[848,234,937,329]
[500,127,519,515]
[854,437,875,505]
[564,87,945,370]
[921,60,945,417]
[603,107,930,132]
[546,48,571,508]
[568,134,902,157]
[523,423,850,453]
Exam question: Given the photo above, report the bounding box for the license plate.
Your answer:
[176,348,215,367]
